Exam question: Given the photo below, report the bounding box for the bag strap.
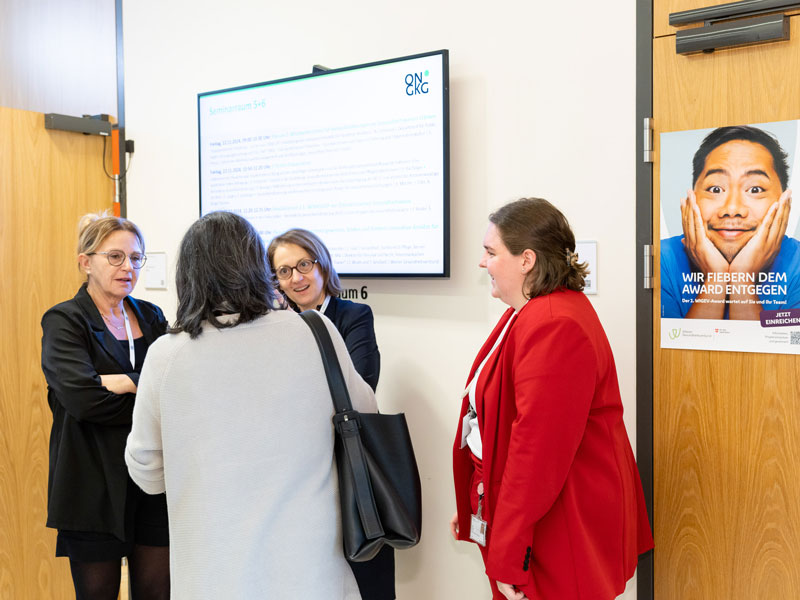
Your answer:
[299,310,384,540]
[299,310,353,413]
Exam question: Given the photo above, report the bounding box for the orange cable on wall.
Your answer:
[111,128,121,216]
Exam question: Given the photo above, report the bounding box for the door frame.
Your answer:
[635,1,654,599]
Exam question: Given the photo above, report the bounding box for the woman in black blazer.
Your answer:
[268,228,391,599]
[41,214,169,599]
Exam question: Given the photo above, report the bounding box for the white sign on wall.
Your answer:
[576,241,597,295]
[144,252,168,290]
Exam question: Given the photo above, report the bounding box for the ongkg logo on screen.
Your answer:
[405,70,430,96]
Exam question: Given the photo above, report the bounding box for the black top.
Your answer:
[323,296,380,391]
[41,284,167,538]
[116,336,147,372]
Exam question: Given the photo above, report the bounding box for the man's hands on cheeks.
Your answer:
[681,190,729,274]
[497,581,528,600]
[681,191,728,318]
[730,189,792,275]
[679,190,793,320]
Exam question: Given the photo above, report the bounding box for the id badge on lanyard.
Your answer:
[121,305,135,368]
[470,492,487,546]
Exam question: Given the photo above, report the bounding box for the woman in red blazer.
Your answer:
[450,198,653,600]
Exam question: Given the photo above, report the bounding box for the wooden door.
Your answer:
[653,3,800,598]
[0,106,113,598]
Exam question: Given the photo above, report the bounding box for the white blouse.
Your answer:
[461,311,518,459]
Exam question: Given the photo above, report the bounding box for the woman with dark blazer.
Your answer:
[450,199,653,600]
[41,214,169,599]
[268,228,392,599]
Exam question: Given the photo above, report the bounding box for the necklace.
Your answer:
[101,313,125,331]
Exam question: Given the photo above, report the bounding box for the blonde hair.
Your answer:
[77,212,145,273]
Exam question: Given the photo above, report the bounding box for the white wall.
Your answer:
[0,0,116,115]
[123,1,638,598]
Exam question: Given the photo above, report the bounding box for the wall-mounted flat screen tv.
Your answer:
[198,49,449,277]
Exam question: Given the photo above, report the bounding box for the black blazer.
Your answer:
[41,284,167,539]
[323,296,380,391]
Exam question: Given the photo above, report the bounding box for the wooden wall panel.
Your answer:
[653,26,800,600]
[0,105,113,599]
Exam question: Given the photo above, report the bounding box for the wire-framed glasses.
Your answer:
[89,250,147,269]
[275,258,318,280]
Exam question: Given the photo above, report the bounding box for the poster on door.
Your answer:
[660,120,800,354]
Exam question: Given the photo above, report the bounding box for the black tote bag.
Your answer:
[300,310,422,562]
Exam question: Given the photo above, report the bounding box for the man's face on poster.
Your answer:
[693,140,783,262]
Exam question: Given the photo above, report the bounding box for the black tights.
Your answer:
[69,545,170,600]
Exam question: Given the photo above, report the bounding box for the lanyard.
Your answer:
[459,311,518,457]
[121,304,135,368]
[462,311,518,404]
[316,295,331,313]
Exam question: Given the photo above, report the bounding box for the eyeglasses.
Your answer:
[275,258,318,280]
[88,250,147,269]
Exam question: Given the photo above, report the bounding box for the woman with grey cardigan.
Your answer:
[125,211,376,599]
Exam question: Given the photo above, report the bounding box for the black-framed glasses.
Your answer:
[275,258,318,280]
[89,250,147,269]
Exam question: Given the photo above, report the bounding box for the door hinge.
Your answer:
[643,117,654,163]
[643,244,654,289]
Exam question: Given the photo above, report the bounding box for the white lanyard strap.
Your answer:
[462,312,518,401]
[316,295,331,313]
[121,304,135,368]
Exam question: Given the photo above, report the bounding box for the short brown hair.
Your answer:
[267,229,343,301]
[489,198,588,298]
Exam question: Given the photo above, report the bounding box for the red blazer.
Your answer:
[453,289,653,599]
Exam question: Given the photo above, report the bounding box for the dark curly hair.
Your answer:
[170,211,282,338]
